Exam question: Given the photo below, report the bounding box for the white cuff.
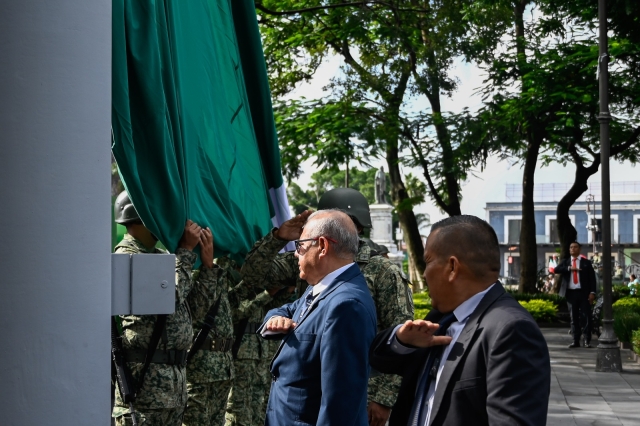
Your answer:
[388,324,417,354]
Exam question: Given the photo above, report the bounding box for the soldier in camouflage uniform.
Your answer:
[224,284,295,426]
[112,192,222,426]
[241,188,414,426]
[184,255,266,426]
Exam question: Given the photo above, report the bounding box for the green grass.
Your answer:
[412,291,431,319]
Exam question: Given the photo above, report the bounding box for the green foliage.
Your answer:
[260,0,493,217]
[613,309,640,343]
[507,291,565,306]
[286,166,403,236]
[414,308,430,320]
[632,329,640,356]
[613,297,640,314]
[613,298,640,342]
[613,285,632,298]
[518,299,558,322]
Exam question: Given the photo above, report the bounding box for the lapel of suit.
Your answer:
[428,283,505,426]
[270,264,359,368]
[293,264,360,328]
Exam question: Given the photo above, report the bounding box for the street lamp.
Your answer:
[595,0,622,372]
[585,194,599,258]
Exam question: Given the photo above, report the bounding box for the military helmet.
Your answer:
[317,188,372,228]
[114,191,141,225]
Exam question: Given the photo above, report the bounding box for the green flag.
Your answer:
[112,0,289,263]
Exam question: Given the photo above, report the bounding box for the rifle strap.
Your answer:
[187,295,223,363]
[137,314,167,391]
[231,318,249,359]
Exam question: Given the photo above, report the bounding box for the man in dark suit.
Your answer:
[259,210,377,426]
[554,241,597,348]
[370,215,550,426]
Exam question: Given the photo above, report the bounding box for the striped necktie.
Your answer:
[413,312,457,426]
[299,291,317,320]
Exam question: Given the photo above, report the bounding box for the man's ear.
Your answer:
[448,256,460,282]
[318,237,329,257]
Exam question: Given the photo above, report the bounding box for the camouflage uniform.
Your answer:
[112,234,221,426]
[241,229,414,409]
[225,286,293,426]
[183,258,240,426]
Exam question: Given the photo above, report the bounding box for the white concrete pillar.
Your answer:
[0,1,111,424]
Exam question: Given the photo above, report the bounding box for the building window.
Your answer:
[508,219,521,244]
[549,219,559,244]
[594,219,615,243]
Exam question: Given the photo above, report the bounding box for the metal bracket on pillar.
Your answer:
[598,111,611,123]
[111,253,176,315]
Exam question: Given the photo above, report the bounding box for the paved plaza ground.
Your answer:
[543,327,640,426]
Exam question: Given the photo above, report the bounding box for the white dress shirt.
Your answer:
[568,256,581,290]
[389,283,495,426]
[261,262,355,336]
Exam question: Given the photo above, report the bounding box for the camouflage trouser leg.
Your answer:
[225,359,271,426]
[257,358,272,425]
[183,380,232,426]
[114,407,184,426]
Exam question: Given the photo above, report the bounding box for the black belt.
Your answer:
[201,337,234,352]
[244,322,261,334]
[124,349,188,366]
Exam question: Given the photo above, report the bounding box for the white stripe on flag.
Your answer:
[269,184,295,252]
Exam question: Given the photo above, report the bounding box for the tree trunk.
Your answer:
[518,136,541,293]
[556,157,600,259]
[515,0,539,294]
[386,127,426,288]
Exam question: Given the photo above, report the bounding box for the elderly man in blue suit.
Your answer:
[259,209,377,426]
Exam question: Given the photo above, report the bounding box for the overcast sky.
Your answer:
[282,54,639,231]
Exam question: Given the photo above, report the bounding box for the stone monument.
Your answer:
[369,167,404,269]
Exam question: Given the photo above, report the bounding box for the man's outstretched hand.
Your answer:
[396,320,453,348]
[178,220,202,251]
[275,210,313,241]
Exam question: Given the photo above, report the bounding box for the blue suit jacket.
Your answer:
[260,264,377,426]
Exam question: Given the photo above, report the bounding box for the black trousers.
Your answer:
[566,288,592,344]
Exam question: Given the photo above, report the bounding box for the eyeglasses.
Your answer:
[294,237,338,254]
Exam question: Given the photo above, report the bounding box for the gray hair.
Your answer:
[304,209,359,260]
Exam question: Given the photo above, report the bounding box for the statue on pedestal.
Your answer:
[375,166,386,204]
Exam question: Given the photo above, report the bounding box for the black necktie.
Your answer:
[413,312,457,426]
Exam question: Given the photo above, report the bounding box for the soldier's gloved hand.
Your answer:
[275,210,313,241]
[199,227,214,269]
[178,220,202,251]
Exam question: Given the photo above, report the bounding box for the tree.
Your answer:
[259,0,495,285]
[539,1,640,259]
[466,1,640,291]
[287,167,404,240]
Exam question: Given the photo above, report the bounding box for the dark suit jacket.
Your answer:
[554,256,597,297]
[369,284,550,426]
[260,264,377,426]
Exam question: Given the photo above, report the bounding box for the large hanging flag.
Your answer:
[231,0,292,232]
[112,0,291,263]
